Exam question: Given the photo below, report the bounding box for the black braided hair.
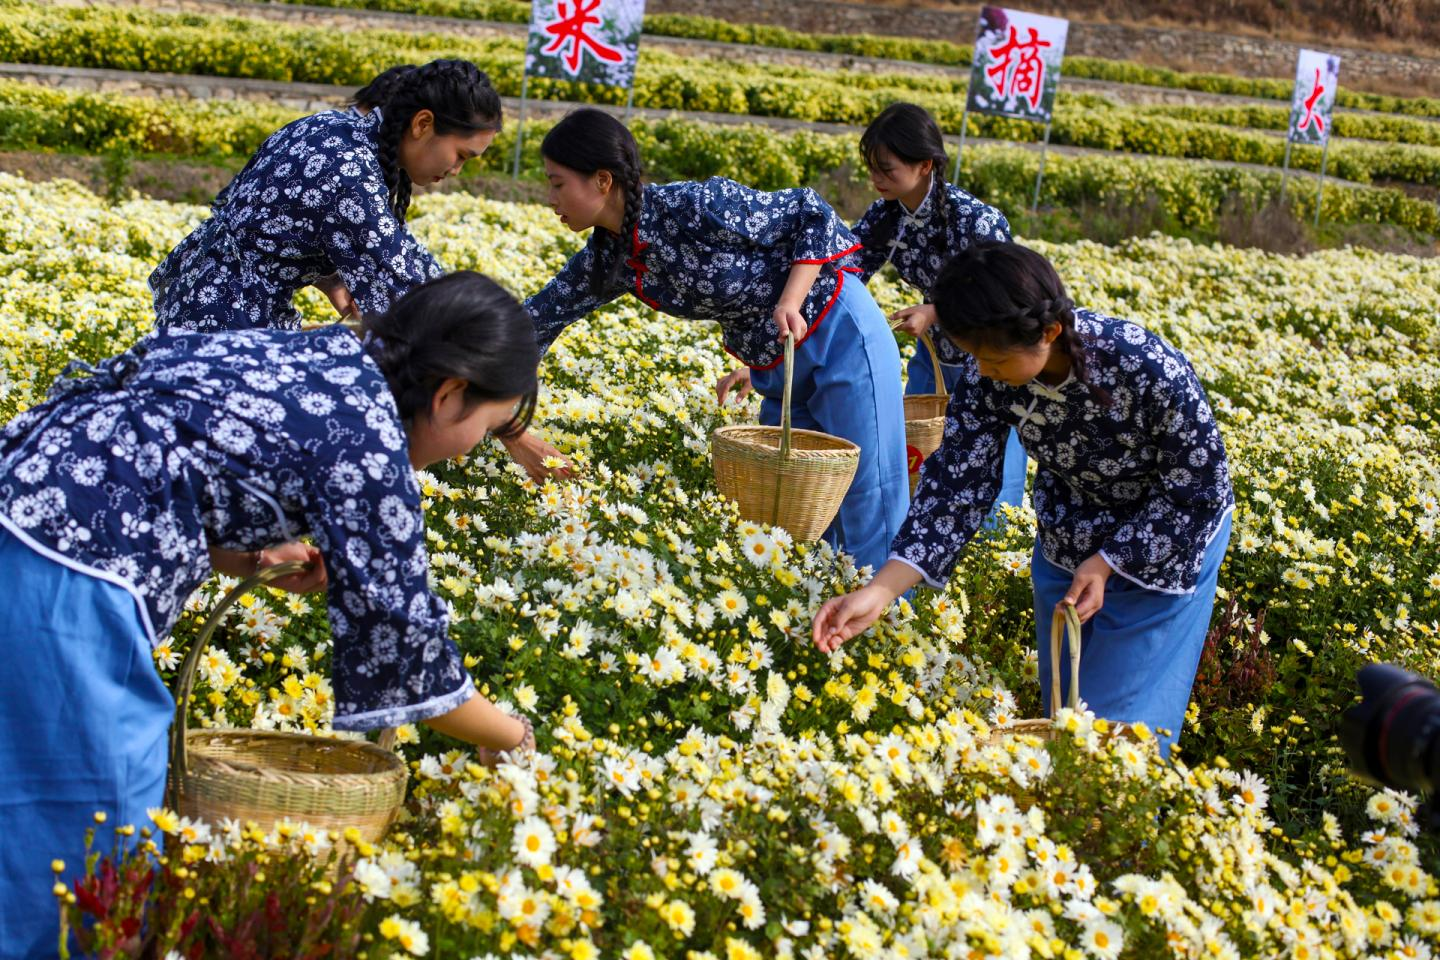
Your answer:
[350,64,417,113]
[930,241,1109,403]
[360,271,539,439]
[540,108,644,296]
[858,102,952,257]
[374,58,503,223]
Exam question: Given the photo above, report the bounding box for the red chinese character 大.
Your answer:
[985,24,1052,111]
[541,0,624,76]
[1296,68,1327,137]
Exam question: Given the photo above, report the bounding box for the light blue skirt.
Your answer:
[0,526,173,960]
[751,277,910,573]
[1030,513,1232,758]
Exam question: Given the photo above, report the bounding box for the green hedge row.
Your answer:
[7,3,1440,188]
[1136,102,1440,149]
[2,79,1435,236]
[266,0,1440,118]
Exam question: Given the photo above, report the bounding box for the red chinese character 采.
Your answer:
[541,0,624,75]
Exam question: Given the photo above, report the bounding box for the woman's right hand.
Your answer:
[889,303,938,338]
[312,273,358,321]
[476,715,536,767]
[424,695,538,763]
[716,366,753,405]
[812,583,894,653]
[811,560,927,653]
[500,430,575,482]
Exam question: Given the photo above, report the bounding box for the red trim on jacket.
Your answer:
[627,224,660,310]
[730,265,863,372]
[793,241,862,266]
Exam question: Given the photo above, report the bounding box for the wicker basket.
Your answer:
[168,562,407,840]
[901,329,949,496]
[987,604,1138,749]
[712,333,860,541]
[987,603,1085,747]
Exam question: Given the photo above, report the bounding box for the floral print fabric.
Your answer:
[850,179,1012,366]
[0,326,471,730]
[891,310,1235,594]
[525,177,862,369]
[150,109,444,333]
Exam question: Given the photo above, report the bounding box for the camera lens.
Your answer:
[1341,664,1440,795]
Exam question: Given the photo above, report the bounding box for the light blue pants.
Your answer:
[906,344,1028,515]
[751,278,909,573]
[1030,513,1232,758]
[0,527,172,960]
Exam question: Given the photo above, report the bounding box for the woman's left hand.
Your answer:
[259,542,329,593]
[774,304,808,342]
[1061,553,1113,623]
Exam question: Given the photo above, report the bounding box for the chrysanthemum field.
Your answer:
[3,172,1439,958]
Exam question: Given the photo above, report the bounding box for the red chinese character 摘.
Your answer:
[541,0,624,76]
[985,24,1052,111]
[1296,68,1327,137]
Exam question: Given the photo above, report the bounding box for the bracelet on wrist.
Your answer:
[514,715,535,752]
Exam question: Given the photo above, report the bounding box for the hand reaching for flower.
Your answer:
[889,303,938,338]
[811,559,925,653]
[812,584,891,653]
[501,430,575,482]
[716,366,753,405]
[475,715,536,767]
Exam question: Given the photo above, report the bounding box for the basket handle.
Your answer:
[168,561,397,807]
[888,316,948,399]
[768,331,797,527]
[918,330,948,400]
[778,330,796,460]
[1047,602,1083,719]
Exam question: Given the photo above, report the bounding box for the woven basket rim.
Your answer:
[712,424,860,454]
[985,717,1140,745]
[985,719,1057,742]
[182,729,407,786]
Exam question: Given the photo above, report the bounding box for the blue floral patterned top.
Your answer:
[0,327,471,731]
[525,178,862,369]
[891,310,1234,594]
[851,178,1011,366]
[150,109,445,333]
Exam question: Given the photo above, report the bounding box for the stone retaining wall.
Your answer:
[645,0,1440,89]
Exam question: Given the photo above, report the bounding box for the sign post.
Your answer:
[513,0,647,179]
[1283,49,1340,225]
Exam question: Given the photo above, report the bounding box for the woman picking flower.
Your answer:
[850,102,1027,512]
[0,272,538,958]
[813,242,1234,756]
[150,59,502,333]
[512,108,909,572]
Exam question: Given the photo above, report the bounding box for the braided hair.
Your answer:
[930,242,1109,403]
[859,102,952,257]
[374,58,503,223]
[350,64,416,113]
[360,271,539,438]
[540,108,644,297]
